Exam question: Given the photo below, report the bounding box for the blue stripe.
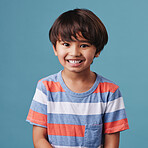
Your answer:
[108,88,122,102]
[48,135,84,147]
[48,91,121,103]
[36,81,47,96]
[47,109,126,126]
[30,100,47,115]
[104,109,127,123]
[47,114,103,125]
[49,92,107,103]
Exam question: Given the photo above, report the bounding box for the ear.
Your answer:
[95,51,101,57]
[53,45,57,56]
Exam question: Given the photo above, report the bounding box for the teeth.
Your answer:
[68,60,82,64]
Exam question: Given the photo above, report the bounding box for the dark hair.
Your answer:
[49,9,108,54]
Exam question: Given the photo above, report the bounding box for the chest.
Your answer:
[46,92,107,125]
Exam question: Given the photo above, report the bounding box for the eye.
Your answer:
[63,43,70,47]
[80,44,89,48]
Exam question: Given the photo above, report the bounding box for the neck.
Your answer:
[61,69,97,93]
[61,68,96,83]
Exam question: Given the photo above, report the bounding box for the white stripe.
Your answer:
[47,97,124,115]
[33,88,47,105]
[105,97,125,113]
[47,101,106,115]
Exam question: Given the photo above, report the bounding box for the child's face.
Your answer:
[53,35,100,74]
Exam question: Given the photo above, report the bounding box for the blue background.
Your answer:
[0,0,148,147]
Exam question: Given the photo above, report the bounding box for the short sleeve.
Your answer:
[103,87,129,134]
[26,80,48,128]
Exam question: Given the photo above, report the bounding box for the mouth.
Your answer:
[67,60,84,64]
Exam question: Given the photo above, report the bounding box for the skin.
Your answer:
[104,132,120,148]
[33,35,120,147]
[33,125,52,148]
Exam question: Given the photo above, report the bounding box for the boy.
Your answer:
[27,9,129,148]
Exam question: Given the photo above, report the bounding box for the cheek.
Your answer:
[85,53,96,61]
[57,51,68,63]
[57,50,66,57]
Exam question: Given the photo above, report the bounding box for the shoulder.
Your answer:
[95,73,120,94]
[36,71,64,93]
[95,73,122,102]
[34,72,59,91]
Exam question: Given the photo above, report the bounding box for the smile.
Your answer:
[67,60,83,64]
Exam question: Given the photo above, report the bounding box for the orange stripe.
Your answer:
[104,118,129,133]
[42,81,65,92]
[27,109,47,127]
[93,82,119,93]
[47,123,85,137]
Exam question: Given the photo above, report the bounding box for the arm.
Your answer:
[104,132,120,148]
[33,125,53,148]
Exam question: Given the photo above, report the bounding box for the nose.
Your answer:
[70,45,81,57]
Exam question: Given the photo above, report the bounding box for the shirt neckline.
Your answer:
[58,70,100,98]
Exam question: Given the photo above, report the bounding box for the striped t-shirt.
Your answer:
[27,71,129,148]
